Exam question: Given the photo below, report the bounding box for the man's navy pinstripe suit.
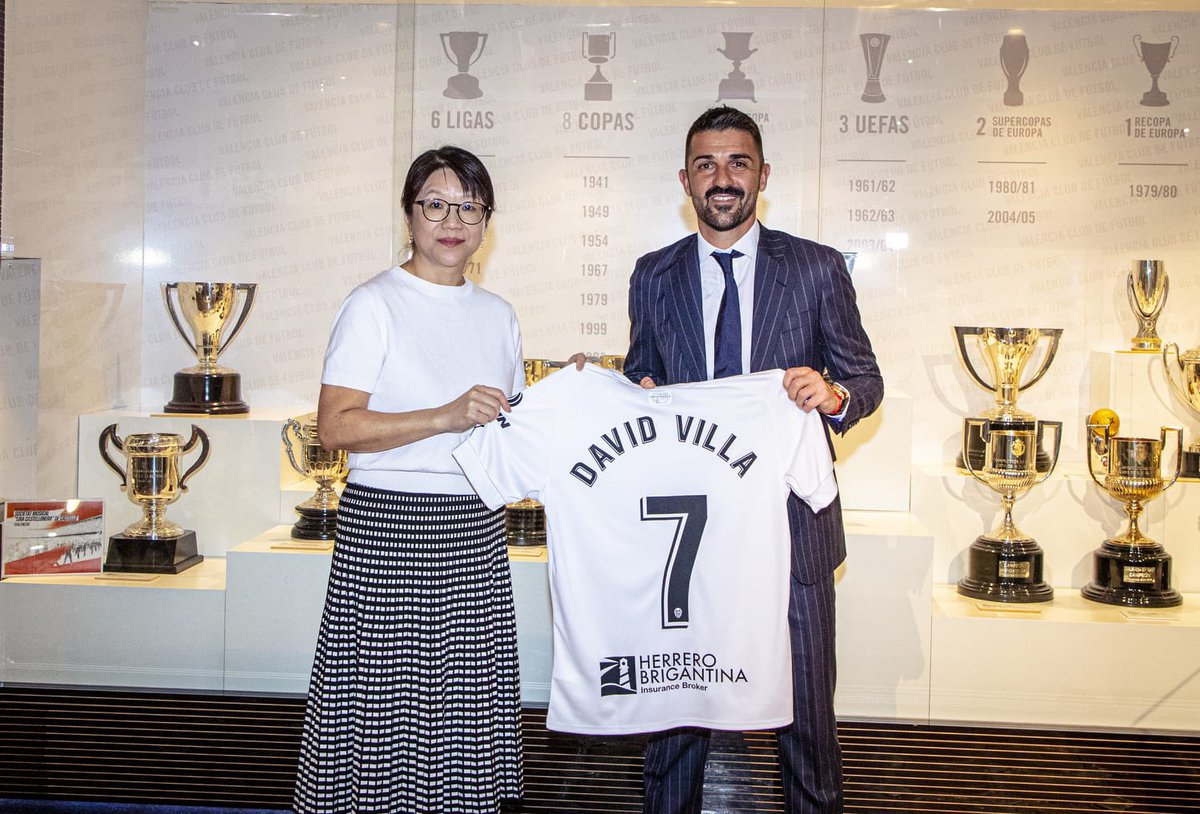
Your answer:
[623,224,883,814]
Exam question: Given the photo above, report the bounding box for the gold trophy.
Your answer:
[1082,410,1183,607]
[1163,342,1200,480]
[98,424,211,573]
[598,354,626,373]
[1127,260,1167,351]
[282,414,348,541]
[954,326,1062,474]
[958,417,1061,602]
[162,281,258,414]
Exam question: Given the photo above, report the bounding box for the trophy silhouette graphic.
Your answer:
[582,31,616,101]
[1000,32,1029,107]
[717,32,757,102]
[441,31,488,100]
[1133,34,1179,107]
[860,33,890,103]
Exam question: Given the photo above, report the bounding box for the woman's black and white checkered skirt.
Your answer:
[293,483,523,813]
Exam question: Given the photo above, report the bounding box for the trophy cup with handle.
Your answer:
[999,31,1029,107]
[959,417,1061,602]
[717,32,757,103]
[1082,410,1183,607]
[1127,260,1168,351]
[441,31,488,100]
[582,31,616,101]
[860,33,890,103]
[1162,342,1200,480]
[953,326,1063,474]
[98,424,210,574]
[1133,34,1179,107]
[162,281,258,414]
[282,414,348,541]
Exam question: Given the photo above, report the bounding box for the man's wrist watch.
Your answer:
[829,383,850,414]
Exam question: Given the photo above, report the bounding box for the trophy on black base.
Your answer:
[162,281,257,414]
[1082,410,1183,608]
[958,417,1061,602]
[282,414,348,541]
[1163,342,1200,480]
[954,326,1062,475]
[98,424,210,574]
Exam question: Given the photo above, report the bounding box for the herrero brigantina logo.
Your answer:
[599,652,748,698]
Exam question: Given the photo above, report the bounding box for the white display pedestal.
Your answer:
[224,526,332,693]
[832,392,912,512]
[931,585,1200,731]
[0,559,226,689]
[78,409,296,560]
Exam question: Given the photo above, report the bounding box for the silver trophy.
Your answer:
[1127,260,1168,352]
[583,32,616,102]
[860,33,890,103]
[1133,35,1179,107]
[717,32,757,103]
[1162,342,1200,480]
[441,31,488,100]
[999,32,1029,107]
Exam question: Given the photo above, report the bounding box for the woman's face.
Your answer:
[407,168,487,272]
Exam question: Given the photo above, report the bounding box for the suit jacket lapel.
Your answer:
[750,226,788,372]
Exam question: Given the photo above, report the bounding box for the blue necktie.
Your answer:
[712,250,744,379]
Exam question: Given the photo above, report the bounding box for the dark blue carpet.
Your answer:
[0,803,279,814]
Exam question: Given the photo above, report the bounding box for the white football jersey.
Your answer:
[453,364,836,735]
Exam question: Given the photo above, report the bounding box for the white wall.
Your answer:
[3,0,1199,500]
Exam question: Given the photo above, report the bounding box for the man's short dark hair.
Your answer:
[401,145,496,220]
[685,106,763,163]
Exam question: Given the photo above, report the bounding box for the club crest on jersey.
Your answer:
[599,656,639,696]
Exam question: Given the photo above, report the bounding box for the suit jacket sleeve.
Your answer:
[624,253,667,386]
[816,245,883,434]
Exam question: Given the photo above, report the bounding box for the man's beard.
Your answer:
[695,185,756,232]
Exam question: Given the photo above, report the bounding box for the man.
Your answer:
[624,106,883,814]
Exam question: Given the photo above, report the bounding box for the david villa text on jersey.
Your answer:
[569,414,757,487]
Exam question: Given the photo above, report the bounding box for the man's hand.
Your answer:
[639,376,656,389]
[783,367,839,414]
[567,352,588,370]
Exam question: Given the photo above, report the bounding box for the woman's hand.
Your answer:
[439,384,511,432]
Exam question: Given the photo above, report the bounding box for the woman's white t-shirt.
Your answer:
[321,265,524,494]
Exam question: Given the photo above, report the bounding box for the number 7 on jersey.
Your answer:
[640,495,708,630]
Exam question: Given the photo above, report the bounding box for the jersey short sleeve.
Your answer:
[777,392,837,512]
[453,366,570,510]
[321,288,387,393]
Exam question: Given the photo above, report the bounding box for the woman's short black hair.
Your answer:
[401,146,496,219]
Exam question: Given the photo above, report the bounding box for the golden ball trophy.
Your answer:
[1082,410,1183,607]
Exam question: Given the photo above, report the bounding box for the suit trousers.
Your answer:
[642,574,842,814]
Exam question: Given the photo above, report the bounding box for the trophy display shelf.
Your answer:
[931,584,1200,731]
[224,526,334,692]
[0,559,226,689]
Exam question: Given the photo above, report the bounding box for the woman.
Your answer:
[293,146,525,814]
